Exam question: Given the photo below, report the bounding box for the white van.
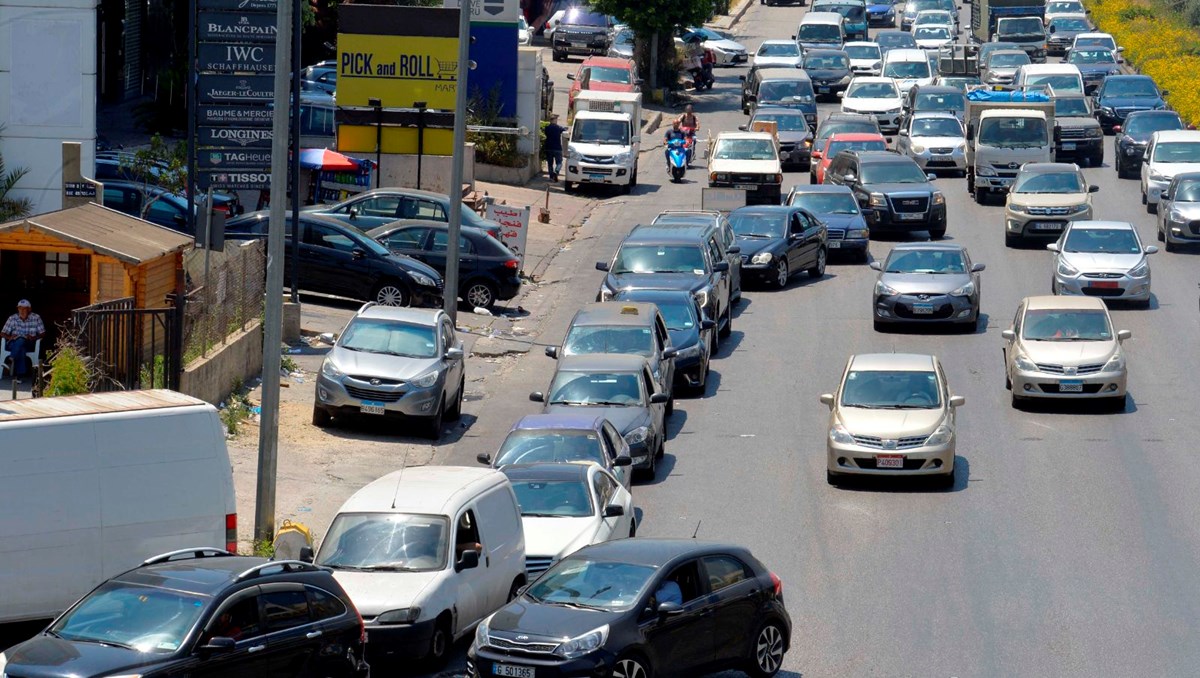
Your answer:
[796,12,846,51]
[0,390,237,623]
[313,466,525,665]
[1014,63,1085,95]
[882,48,935,94]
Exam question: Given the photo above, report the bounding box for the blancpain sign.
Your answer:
[200,12,278,41]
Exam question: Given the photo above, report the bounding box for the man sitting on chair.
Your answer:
[2,300,44,384]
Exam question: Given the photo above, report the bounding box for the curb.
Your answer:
[707,0,755,30]
[643,111,664,136]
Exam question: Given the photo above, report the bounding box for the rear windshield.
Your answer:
[883,60,930,79]
[845,44,881,60]
[1124,114,1182,136]
[752,112,810,132]
[759,42,800,56]
[1152,141,1200,163]
[589,66,632,84]
[564,326,654,357]
[1050,17,1089,31]
[760,80,815,102]
[1068,49,1115,64]
[1025,73,1082,94]
[914,92,963,111]
[805,54,850,69]
[799,24,843,41]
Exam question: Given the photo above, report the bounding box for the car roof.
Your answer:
[581,56,633,68]
[759,67,812,80]
[511,413,607,432]
[844,41,880,48]
[652,212,720,226]
[714,131,777,141]
[570,301,660,327]
[1024,294,1108,311]
[1020,162,1081,173]
[890,241,966,252]
[501,462,592,482]
[355,304,442,324]
[118,556,275,595]
[760,38,799,45]
[849,353,936,371]
[622,230,706,246]
[228,210,349,229]
[1066,219,1135,230]
[801,11,844,22]
[909,111,960,121]
[555,353,650,372]
[853,150,913,164]
[850,76,897,85]
[1151,130,1200,143]
[805,49,848,58]
[338,466,507,514]
[912,85,961,95]
[828,131,888,140]
[731,205,796,216]
[752,106,808,116]
[1104,74,1153,82]
[348,187,450,202]
[573,538,754,566]
[885,48,928,60]
[1075,32,1114,39]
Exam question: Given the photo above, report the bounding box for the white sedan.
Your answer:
[503,462,635,581]
[845,41,884,75]
[679,26,748,65]
[754,39,804,68]
[840,76,904,133]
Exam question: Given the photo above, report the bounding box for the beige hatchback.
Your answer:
[820,353,963,488]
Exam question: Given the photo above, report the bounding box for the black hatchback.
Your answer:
[467,538,792,678]
[0,548,369,678]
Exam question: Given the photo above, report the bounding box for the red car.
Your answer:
[815,132,888,184]
[567,56,639,119]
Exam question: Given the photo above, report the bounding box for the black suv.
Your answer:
[552,7,613,61]
[826,150,947,238]
[1,548,369,678]
[1114,110,1185,179]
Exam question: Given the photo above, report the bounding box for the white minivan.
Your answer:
[314,466,525,666]
[882,48,935,94]
[796,12,846,51]
[1014,63,1085,95]
[0,390,237,623]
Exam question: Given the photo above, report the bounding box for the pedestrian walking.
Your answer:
[544,113,566,182]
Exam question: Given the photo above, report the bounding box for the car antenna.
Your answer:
[692,520,702,539]
[391,464,406,510]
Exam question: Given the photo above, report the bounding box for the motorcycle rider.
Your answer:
[676,105,699,164]
[663,120,688,166]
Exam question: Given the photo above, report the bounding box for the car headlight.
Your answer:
[839,75,852,84]
[1129,260,1150,278]
[377,607,422,624]
[886,107,901,114]
[612,151,632,165]
[1082,126,1103,138]
[676,343,701,359]
[829,423,855,444]
[695,289,709,309]
[1100,106,1115,116]
[625,425,650,445]
[474,615,492,649]
[872,61,883,70]
[1067,203,1090,214]
[1149,170,1167,182]
[977,165,997,177]
[1008,202,1028,214]
[842,106,861,114]
[1123,145,1139,156]
[411,371,440,388]
[599,281,615,301]
[751,251,774,264]
[911,144,926,154]
[568,147,582,160]
[924,423,953,447]
[410,272,436,288]
[554,624,609,659]
[875,280,899,296]
[868,192,887,207]
[950,281,975,297]
[847,228,869,238]
[1057,259,1080,277]
[1016,354,1038,372]
[1104,352,1126,372]
[321,359,343,379]
[932,192,945,205]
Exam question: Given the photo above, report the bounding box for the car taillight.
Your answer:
[225,513,238,553]
[770,571,783,598]
[504,259,520,269]
[489,228,501,240]
[214,204,230,214]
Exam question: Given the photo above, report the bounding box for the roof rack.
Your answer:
[236,559,323,582]
[356,301,378,315]
[656,209,722,216]
[142,547,237,566]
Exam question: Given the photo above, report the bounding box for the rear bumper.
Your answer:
[864,204,946,230]
[710,180,782,205]
[366,618,437,663]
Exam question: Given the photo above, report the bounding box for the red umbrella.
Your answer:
[299,148,360,171]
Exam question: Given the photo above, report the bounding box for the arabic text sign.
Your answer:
[485,203,531,266]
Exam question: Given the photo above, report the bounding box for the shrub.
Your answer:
[45,338,92,397]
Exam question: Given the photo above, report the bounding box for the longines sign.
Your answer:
[198,126,274,148]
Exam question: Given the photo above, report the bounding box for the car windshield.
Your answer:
[860,161,929,183]
[1153,141,1200,163]
[799,24,842,41]
[548,371,643,407]
[759,81,815,103]
[841,369,941,408]
[883,61,930,78]
[1055,97,1090,116]
[884,248,966,273]
[1001,17,1044,34]
[878,33,916,49]
[1013,170,1085,193]
[753,113,809,131]
[827,138,888,155]
[911,117,962,137]
[589,66,632,84]
[1069,49,1115,64]
[1124,114,1182,136]
[572,118,630,146]
[731,212,788,238]
[564,326,654,357]
[1063,227,1141,253]
[791,191,861,214]
[50,581,205,652]
[1104,78,1159,98]
[654,300,697,329]
[1173,181,1200,202]
[339,319,437,358]
[914,93,964,112]
[510,479,593,518]
[1075,37,1115,50]
[611,244,706,273]
[714,138,778,159]
[819,120,879,139]
[977,117,1048,148]
[496,430,608,466]
[845,44,881,60]
[847,81,898,98]
[316,513,449,571]
[1051,17,1089,31]
[565,9,607,26]
[1026,74,1081,94]
[526,557,657,611]
[805,54,850,69]
[759,42,800,56]
[1022,309,1113,341]
[914,27,950,41]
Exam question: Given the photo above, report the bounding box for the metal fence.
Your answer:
[70,297,178,391]
[182,239,266,364]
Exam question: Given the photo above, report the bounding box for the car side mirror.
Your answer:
[713,261,730,272]
[949,395,966,408]
[603,504,625,517]
[657,601,685,617]
[456,549,480,571]
[843,173,856,183]
[351,248,366,259]
[836,91,845,98]
[738,124,748,131]
[898,129,908,136]
[727,246,741,254]
[663,347,678,359]
[869,261,882,270]
[613,456,633,467]
[819,393,834,407]
[445,347,464,361]
[545,346,559,359]
[596,261,610,271]
[1049,25,1056,32]
[476,452,492,465]
[318,332,337,344]
[701,319,716,330]
[1144,245,1159,254]
[971,262,985,272]
[650,392,669,404]
[926,173,937,181]
[1001,329,1016,341]
[1117,329,1132,341]
[1088,184,1100,193]
[739,74,746,81]
[529,391,545,402]
[299,545,314,563]
[1046,242,1060,252]
[199,637,236,656]
[1161,89,1170,97]
[567,73,576,80]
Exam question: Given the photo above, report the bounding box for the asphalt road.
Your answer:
[440,4,1200,676]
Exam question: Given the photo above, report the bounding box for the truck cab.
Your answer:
[965,89,1056,202]
[995,16,1047,62]
[565,91,642,194]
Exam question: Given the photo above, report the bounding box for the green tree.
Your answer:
[0,126,33,222]
[121,134,188,221]
[589,0,713,88]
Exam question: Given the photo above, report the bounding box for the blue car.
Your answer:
[814,0,869,40]
[867,0,897,26]
[785,184,871,261]
[1093,75,1169,134]
[613,288,716,393]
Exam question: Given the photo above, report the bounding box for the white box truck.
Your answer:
[0,390,238,623]
[564,90,643,194]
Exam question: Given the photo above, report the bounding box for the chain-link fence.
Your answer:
[182,239,265,365]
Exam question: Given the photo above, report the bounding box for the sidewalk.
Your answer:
[707,0,756,31]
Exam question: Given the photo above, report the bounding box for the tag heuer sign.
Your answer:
[198,42,275,73]
[197,170,272,190]
[198,74,274,103]
[199,126,273,148]
[198,0,277,12]
[200,12,278,42]
[198,105,275,126]
[199,148,274,168]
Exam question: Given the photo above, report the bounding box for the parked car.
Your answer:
[895,111,966,176]
[95,151,242,215]
[101,180,195,232]
[368,221,521,310]
[804,49,854,101]
[815,131,888,184]
[680,26,748,65]
[743,106,815,169]
[753,39,804,68]
[786,184,871,260]
[649,210,744,302]
[226,211,444,307]
[613,288,716,394]
[1093,74,1169,134]
[826,149,947,238]
[608,27,634,58]
[1113,110,1185,179]
[518,15,532,45]
[552,7,614,61]
[1003,295,1131,410]
[839,76,904,134]
[1048,220,1156,306]
[315,466,525,667]
[821,352,962,486]
[729,204,828,288]
[0,548,369,678]
[1004,162,1097,246]
[307,187,504,234]
[301,59,337,93]
[478,413,634,488]
[468,539,792,678]
[1140,130,1200,212]
[1154,171,1200,251]
[869,242,984,331]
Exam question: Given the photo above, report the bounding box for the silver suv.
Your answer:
[313,303,465,439]
[1004,162,1097,247]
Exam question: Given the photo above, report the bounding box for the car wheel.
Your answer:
[774,258,790,288]
[612,654,652,678]
[464,279,497,310]
[446,376,465,421]
[1147,200,1157,214]
[720,305,732,338]
[425,397,445,440]
[973,187,986,205]
[807,248,826,278]
[564,179,575,193]
[312,406,331,428]
[637,445,658,482]
[746,620,786,678]
[666,394,674,417]
[826,470,840,486]
[1141,190,1147,204]
[508,577,525,602]
[1090,153,1103,168]
[373,280,409,307]
[1166,238,1179,253]
[425,617,451,668]
[1011,391,1025,410]
[929,227,946,240]
[873,318,887,332]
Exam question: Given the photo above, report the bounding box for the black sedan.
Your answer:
[467,539,791,678]
[1093,75,1169,134]
[1114,110,1185,179]
[730,205,828,289]
[614,288,717,393]
[368,220,522,310]
[803,49,853,101]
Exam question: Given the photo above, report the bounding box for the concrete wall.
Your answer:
[180,320,264,406]
[0,0,97,215]
[515,47,544,158]
[378,144,476,194]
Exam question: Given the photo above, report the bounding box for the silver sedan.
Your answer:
[1155,171,1200,251]
[871,242,984,331]
[1048,220,1157,306]
[895,112,967,175]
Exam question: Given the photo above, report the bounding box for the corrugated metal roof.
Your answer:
[0,389,209,422]
[0,203,192,265]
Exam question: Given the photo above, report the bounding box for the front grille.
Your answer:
[1038,383,1105,394]
[851,434,929,449]
[347,375,402,385]
[1082,287,1126,297]
[1083,272,1124,279]
[525,556,554,578]
[1115,108,1139,119]
[1035,363,1105,375]
[827,228,846,240]
[1058,128,1087,140]
[581,167,614,176]
[1190,220,1200,235]
[925,160,958,168]
[853,457,929,470]
[930,147,954,154]
[990,163,1021,177]
[779,142,796,153]
[487,635,560,655]
[1027,206,1075,216]
[580,154,614,164]
[344,385,404,402]
[894,302,955,319]
[889,195,930,213]
[733,173,765,182]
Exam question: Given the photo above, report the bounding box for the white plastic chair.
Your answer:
[0,337,41,378]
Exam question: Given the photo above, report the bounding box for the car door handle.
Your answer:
[306,630,323,639]
[248,644,266,653]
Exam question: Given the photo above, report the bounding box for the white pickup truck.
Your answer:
[564,91,642,194]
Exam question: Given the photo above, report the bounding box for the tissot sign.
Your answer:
[197,170,273,190]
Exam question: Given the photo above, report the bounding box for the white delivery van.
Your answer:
[313,466,525,665]
[0,390,237,623]
[566,90,643,194]
[1014,63,1085,95]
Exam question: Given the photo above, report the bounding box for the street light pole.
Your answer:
[444,5,472,323]
[370,97,382,189]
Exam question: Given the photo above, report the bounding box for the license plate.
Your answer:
[1059,380,1083,392]
[360,400,386,415]
[877,455,905,468]
[818,86,830,93]
[897,213,924,220]
[588,173,605,180]
[1090,281,1120,289]
[493,664,535,678]
[735,183,757,190]
[912,303,934,314]
[1061,142,1076,151]
[1031,221,1063,231]
[828,240,842,248]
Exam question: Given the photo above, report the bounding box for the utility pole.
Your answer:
[255,0,293,544]
[444,3,472,323]
[290,0,301,303]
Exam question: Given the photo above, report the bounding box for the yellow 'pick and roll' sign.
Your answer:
[336,33,460,110]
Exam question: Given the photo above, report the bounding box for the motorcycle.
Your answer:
[666,137,688,182]
[680,126,697,166]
